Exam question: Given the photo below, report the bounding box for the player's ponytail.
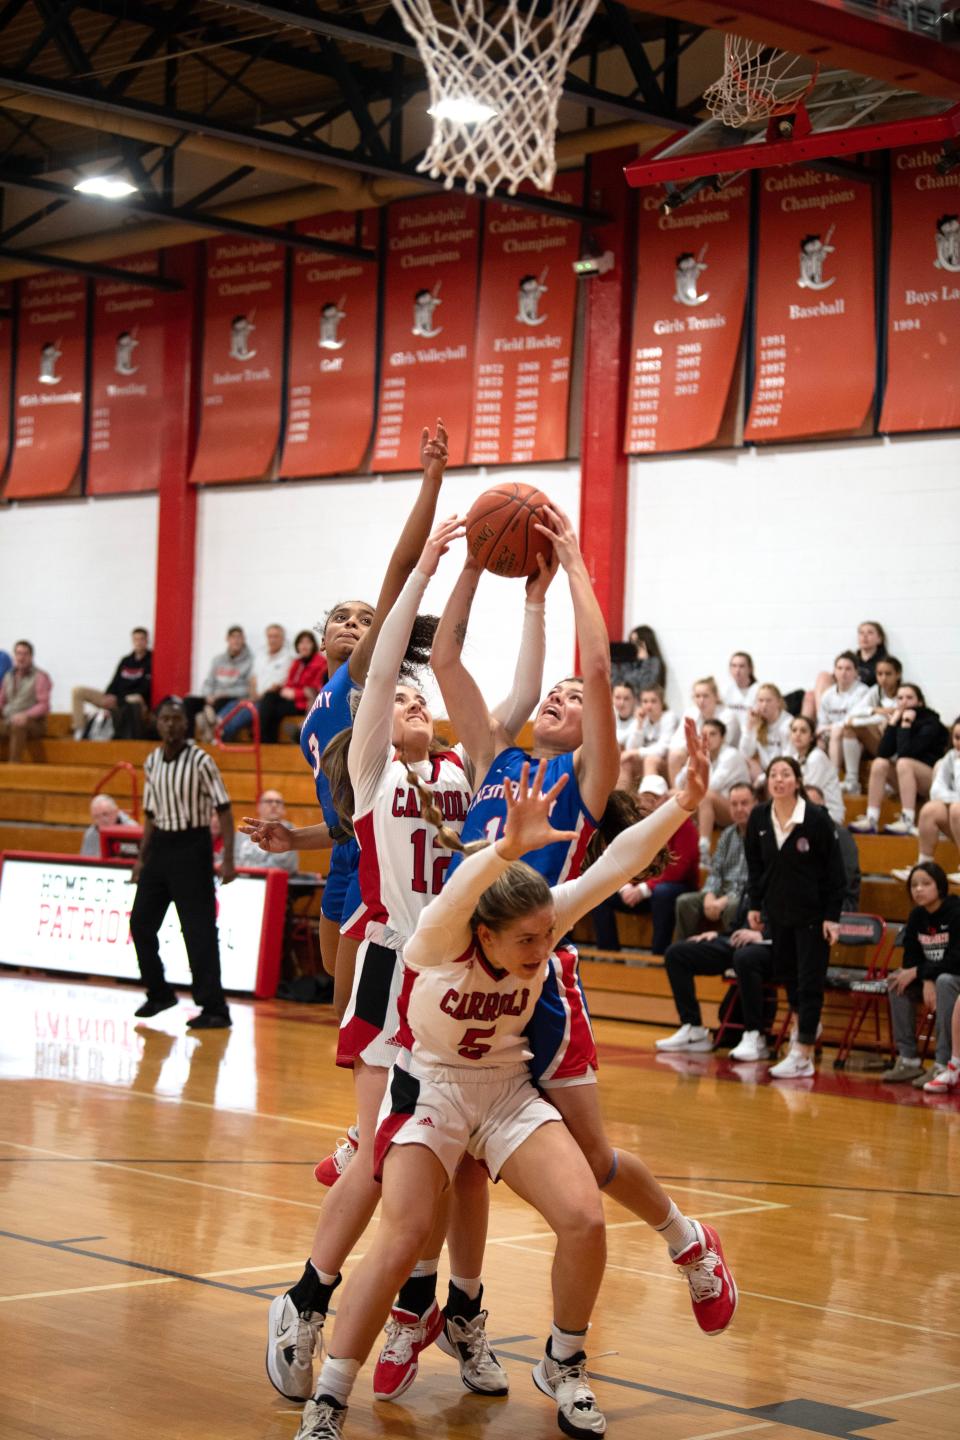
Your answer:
[582,788,674,881]
[320,729,356,838]
[399,613,439,681]
[401,757,488,857]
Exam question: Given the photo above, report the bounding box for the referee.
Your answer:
[130,696,235,1029]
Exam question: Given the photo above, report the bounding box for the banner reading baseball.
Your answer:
[88,253,166,494]
[880,147,960,433]
[279,212,378,477]
[371,195,480,472]
[745,169,875,441]
[0,284,11,479]
[625,178,750,454]
[4,271,87,498]
[189,237,285,485]
[469,173,583,466]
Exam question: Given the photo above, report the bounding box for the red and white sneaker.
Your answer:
[924,1062,959,1093]
[314,1125,359,1187]
[672,1221,738,1336]
[372,1302,444,1401]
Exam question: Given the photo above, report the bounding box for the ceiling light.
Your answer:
[74,176,138,199]
[428,96,498,125]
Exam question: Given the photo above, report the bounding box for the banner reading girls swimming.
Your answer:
[624,178,750,454]
[279,212,378,477]
[88,252,166,494]
[468,173,583,466]
[745,169,875,441]
[880,147,960,434]
[4,270,87,498]
[0,284,11,479]
[189,237,285,485]
[371,195,480,472]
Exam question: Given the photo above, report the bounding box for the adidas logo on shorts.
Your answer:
[416,1116,435,1127]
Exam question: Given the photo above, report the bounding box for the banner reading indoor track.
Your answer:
[4,271,86,498]
[189,237,285,484]
[625,179,749,454]
[468,174,582,466]
[880,147,960,433]
[745,169,875,441]
[279,212,378,477]
[371,195,480,471]
[88,253,166,494]
[0,284,11,479]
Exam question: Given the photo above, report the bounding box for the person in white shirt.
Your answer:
[668,676,731,786]
[618,684,679,788]
[739,683,792,788]
[719,652,758,750]
[785,715,845,825]
[253,623,294,697]
[612,680,638,748]
[677,717,751,861]
[891,718,960,885]
[840,655,903,794]
[816,652,869,785]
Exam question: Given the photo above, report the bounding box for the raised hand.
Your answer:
[239,818,294,853]
[496,760,577,862]
[532,502,582,573]
[675,717,710,813]
[525,542,560,603]
[418,514,466,579]
[420,418,449,485]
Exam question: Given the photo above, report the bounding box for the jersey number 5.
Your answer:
[410,828,451,895]
[457,1026,496,1060]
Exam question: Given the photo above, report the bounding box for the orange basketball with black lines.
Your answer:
[464,483,553,579]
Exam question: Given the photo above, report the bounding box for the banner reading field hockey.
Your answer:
[624,178,750,454]
[371,195,480,472]
[745,170,875,441]
[880,147,960,433]
[279,212,378,477]
[189,237,285,485]
[4,271,86,499]
[0,284,11,479]
[468,173,582,465]
[88,253,166,494]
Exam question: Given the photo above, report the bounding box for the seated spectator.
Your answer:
[221,623,293,740]
[879,862,960,1087]
[805,785,861,911]
[817,651,870,785]
[80,793,135,858]
[676,718,751,862]
[668,676,731,786]
[184,626,254,741]
[890,717,960,885]
[0,640,51,763]
[674,782,755,940]
[807,620,889,718]
[719,651,758,749]
[785,714,845,824]
[739,682,792,789]
[612,680,639,747]
[72,627,153,741]
[0,649,11,687]
[658,903,774,1059]
[258,630,327,744]
[619,684,679,788]
[840,654,903,793]
[849,683,948,836]
[611,623,666,695]
[234,790,300,874]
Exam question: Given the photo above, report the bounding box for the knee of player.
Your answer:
[576,1132,616,1187]
[557,1196,606,1254]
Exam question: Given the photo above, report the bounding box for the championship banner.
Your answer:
[468,173,582,466]
[4,270,87,499]
[745,169,875,441]
[625,178,750,454]
[88,253,166,494]
[189,237,285,485]
[880,147,960,433]
[0,284,11,479]
[279,212,378,477]
[371,194,480,472]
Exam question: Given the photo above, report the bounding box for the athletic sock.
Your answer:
[866,806,880,824]
[316,1356,359,1407]
[902,808,916,825]
[288,1259,340,1317]
[841,737,862,781]
[395,1258,438,1317]
[918,853,934,865]
[654,1200,698,1256]
[447,1278,483,1322]
[549,1322,588,1363]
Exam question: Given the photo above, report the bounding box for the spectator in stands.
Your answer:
[879,862,960,1087]
[612,680,639,748]
[849,684,948,836]
[668,676,730,785]
[612,623,666,695]
[658,903,774,1060]
[673,782,755,940]
[807,620,889,718]
[258,630,327,744]
[234,790,299,874]
[72,627,153,741]
[805,785,861,911]
[80,793,134,858]
[817,652,870,785]
[222,622,293,740]
[785,714,845,824]
[719,651,758,749]
[618,684,679,789]
[676,718,751,863]
[0,648,11,688]
[891,718,960,885]
[739,683,792,790]
[0,640,51,763]
[184,626,254,741]
[840,654,903,794]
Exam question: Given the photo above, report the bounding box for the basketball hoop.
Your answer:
[390,0,600,195]
[703,34,819,129]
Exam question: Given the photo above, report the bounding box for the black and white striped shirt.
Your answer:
[143,742,231,831]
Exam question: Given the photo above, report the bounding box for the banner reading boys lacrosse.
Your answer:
[189,237,285,485]
[88,253,166,494]
[4,270,87,498]
[469,173,583,465]
[279,212,378,477]
[371,195,480,472]
[625,178,750,454]
[745,169,875,441]
[880,147,960,434]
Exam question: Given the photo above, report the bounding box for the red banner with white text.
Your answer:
[279,212,378,477]
[745,169,875,441]
[0,284,11,480]
[189,238,285,485]
[468,173,582,466]
[371,195,480,472]
[88,253,167,494]
[4,271,86,498]
[880,147,960,434]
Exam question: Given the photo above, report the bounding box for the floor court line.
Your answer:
[56,1080,349,1133]
[679,1379,960,1440]
[0,1276,181,1304]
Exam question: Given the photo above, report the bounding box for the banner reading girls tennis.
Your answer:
[0,284,11,479]
[880,147,960,434]
[189,237,285,485]
[468,172,583,466]
[88,253,166,494]
[624,178,750,454]
[4,270,87,498]
[371,194,480,472]
[279,212,378,477]
[745,169,875,441]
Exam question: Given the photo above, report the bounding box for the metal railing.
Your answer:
[93,760,140,822]
[213,699,262,800]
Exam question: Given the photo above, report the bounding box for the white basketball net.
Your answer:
[391,0,600,195]
[703,34,817,128]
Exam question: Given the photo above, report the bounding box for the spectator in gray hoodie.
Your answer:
[184,626,254,740]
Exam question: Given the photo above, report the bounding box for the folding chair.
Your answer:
[832,914,896,1068]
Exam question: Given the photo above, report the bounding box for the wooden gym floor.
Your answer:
[1,973,957,1440]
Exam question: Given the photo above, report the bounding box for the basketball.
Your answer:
[464,483,553,578]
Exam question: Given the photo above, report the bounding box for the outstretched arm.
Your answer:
[431,558,511,781]
[489,549,557,738]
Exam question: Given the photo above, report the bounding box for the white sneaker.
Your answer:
[729,1030,768,1062]
[294,1398,347,1440]
[655,1024,714,1053]
[890,866,913,883]
[266,1292,325,1400]
[840,778,862,795]
[884,815,918,836]
[924,1062,960,1093]
[532,1347,606,1436]
[848,814,877,833]
[437,1310,509,1395]
[769,1051,815,1079]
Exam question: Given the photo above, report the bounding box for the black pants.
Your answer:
[664,937,772,1030]
[592,881,691,955]
[130,827,229,1016]
[258,691,302,744]
[768,920,829,1044]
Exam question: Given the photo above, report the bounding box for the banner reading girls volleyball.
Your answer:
[88,253,166,494]
[189,237,285,485]
[0,284,11,479]
[880,147,960,433]
[624,178,750,454]
[468,173,583,466]
[4,271,87,498]
[371,195,480,472]
[279,212,378,477]
[745,169,875,441]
